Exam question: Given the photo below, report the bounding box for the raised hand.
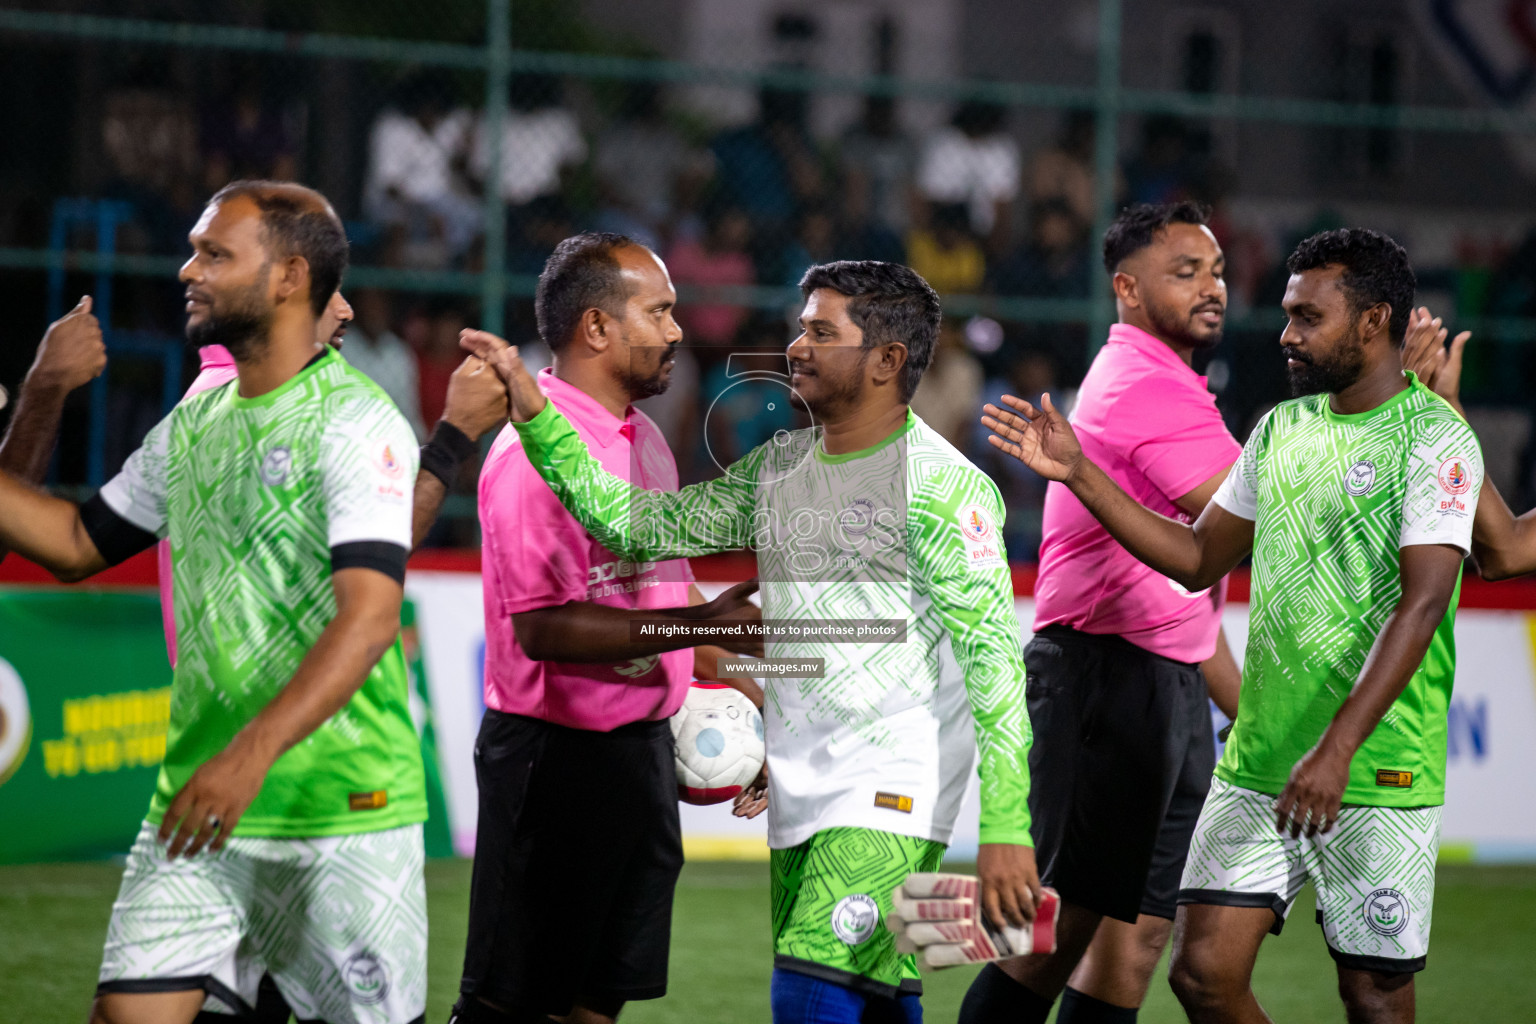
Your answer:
[30,296,107,394]
[459,329,546,422]
[981,393,1083,482]
[441,355,511,442]
[1402,306,1470,409]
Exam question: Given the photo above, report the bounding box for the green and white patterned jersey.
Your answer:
[1211,373,1481,806]
[514,403,1032,849]
[99,348,427,837]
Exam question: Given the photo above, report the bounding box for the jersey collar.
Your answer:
[538,367,635,449]
[1107,323,1205,381]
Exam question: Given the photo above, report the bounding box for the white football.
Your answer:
[670,682,765,805]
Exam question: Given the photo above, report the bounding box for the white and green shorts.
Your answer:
[97,820,426,1023]
[1178,776,1439,973]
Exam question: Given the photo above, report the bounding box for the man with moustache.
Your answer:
[962,202,1242,1024]
[162,286,509,668]
[0,180,432,1024]
[158,289,505,1024]
[462,258,1039,1024]
[449,233,763,1024]
[982,228,1476,1024]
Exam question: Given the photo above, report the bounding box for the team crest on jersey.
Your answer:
[831,893,880,945]
[841,498,876,537]
[1344,460,1376,496]
[1362,888,1409,937]
[342,950,391,1005]
[1437,457,1471,495]
[260,446,292,486]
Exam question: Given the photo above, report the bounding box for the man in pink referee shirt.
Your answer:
[963,203,1243,1024]
[450,233,760,1024]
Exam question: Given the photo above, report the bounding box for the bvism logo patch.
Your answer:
[1436,457,1473,518]
[958,503,1005,571]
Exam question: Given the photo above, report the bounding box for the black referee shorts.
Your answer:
[1026,624,1215,924]
[458,709,684,1017]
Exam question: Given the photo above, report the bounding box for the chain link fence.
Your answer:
[5,1,1536,548]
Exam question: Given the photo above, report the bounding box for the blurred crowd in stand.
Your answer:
[20,60,1536,552]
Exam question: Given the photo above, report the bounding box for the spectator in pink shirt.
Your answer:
[455,232,762,1024]
[963,203,1244,1024]
[665,205,756,348]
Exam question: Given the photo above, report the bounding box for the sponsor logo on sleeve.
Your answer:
[374,442,405,480]
[874,791,914,813]
[831,894,880,945]
[370,440,409,501]
[1375,769,1413,788]
[1345,459,1376,496]
[957,503,1005,571]
[1435,457,1472,517]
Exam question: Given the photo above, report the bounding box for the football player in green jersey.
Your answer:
[465,259,1042,1024]
[985,229,1478,1024]
[0,181,433,1024]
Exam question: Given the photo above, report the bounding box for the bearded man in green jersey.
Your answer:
[0,181,430,1024]
[982,228,1479,1024]
[464,260,1042,1024]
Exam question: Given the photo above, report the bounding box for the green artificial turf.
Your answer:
[4,859,1534,1022]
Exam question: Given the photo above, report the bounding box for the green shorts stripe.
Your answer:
[771,826,945,995]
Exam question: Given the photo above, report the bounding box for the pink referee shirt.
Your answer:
[1033,323,1240,663]
[159,345,237,665]
[478,368,694,730]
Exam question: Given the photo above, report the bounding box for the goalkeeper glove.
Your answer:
[886,872,1060,968]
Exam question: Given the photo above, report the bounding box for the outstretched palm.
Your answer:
[981,393,1083,482]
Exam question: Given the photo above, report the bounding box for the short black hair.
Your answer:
[798,260,942,402]
[1101,201,1210,274]
[210,180,348,318]
[1285,228,1416,345]
[536,232,639,351]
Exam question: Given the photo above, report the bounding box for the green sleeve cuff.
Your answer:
[976,827,1035,847]
[511,399,566,445]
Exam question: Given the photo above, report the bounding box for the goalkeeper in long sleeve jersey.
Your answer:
[465,260,1040,1024]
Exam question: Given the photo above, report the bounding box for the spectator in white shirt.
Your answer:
[364,71,481,267]
[341,289,428,441]
[916,98,1021,255]
[471,73,587,208]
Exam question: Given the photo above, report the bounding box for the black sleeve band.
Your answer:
[330,540,409,584]
[418,420,477,488]
[80,494,159,567]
